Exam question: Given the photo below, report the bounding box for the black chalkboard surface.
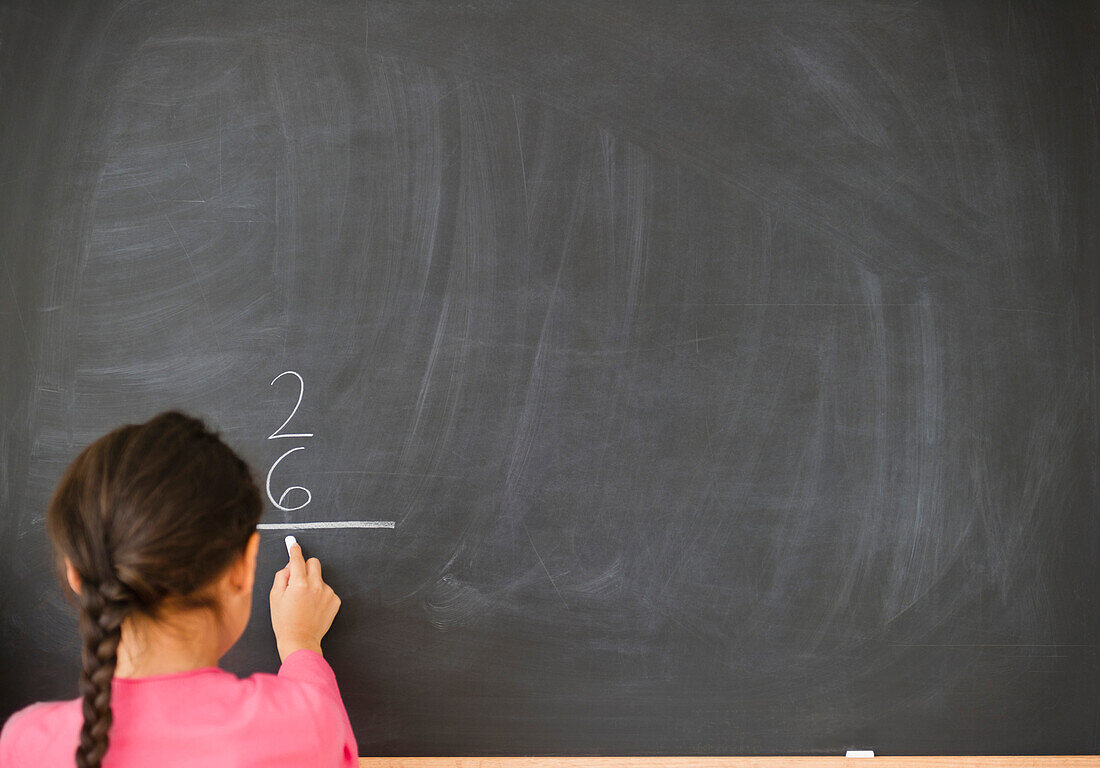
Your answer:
[1,0,1097,757]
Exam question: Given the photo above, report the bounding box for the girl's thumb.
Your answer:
[271,566,291,594]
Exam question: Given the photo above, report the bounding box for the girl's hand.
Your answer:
[269,539,342,662]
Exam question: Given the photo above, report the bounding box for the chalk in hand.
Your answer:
[284,535,297,555]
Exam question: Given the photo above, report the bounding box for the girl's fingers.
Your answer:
[306,556,322,581]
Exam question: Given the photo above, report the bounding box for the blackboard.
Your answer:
[1,0,1097,757]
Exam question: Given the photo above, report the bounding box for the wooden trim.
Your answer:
[359,758,1098,767]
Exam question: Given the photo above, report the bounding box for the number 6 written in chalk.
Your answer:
[266,370,313,512]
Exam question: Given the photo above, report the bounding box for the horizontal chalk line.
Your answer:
[257,521,395,530]
[888,643,1097,647]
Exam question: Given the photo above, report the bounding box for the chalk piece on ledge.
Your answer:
[846,750,875,758]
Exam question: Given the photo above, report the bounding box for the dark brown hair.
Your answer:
[45,410,263,768]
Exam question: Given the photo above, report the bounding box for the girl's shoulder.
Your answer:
[0,698,82,760]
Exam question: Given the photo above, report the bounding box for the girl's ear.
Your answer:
[64,558,81,595]
[230,531,261,593]
[245,530,260,572]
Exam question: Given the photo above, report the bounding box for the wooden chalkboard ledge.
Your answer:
[358,758,1096,767]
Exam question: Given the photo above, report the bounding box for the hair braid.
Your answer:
[75,578,134,768]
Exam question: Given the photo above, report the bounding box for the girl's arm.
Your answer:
[278,648,359,767]
[270,537,356,765]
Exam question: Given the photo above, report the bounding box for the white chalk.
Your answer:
[846,750,874,758]
[284,535,297,555]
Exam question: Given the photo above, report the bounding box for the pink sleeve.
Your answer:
[277,649,358,767]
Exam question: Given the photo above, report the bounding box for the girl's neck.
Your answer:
[114,613,223,678]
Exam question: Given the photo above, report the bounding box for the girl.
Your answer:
[0,411,357,767]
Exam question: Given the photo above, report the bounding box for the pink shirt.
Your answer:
[0,649,358,767]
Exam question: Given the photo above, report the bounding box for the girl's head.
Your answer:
[45,410,263,768]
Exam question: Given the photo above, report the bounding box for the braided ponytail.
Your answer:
[45,411,264,768]
[75,578,134,768]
